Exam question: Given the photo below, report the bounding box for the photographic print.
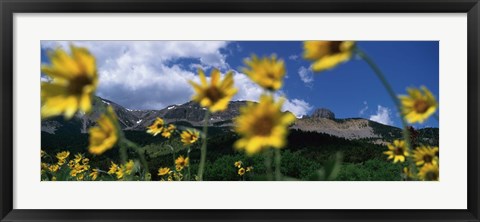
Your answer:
[40,41,439,182]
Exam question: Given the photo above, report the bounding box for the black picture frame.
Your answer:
[1,0,479,221]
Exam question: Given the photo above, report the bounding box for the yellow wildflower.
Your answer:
[238,168,246,176]
[108,161,119,174]
[403,167,415,180]
[242,54,285,91]
[303,41,355,72]
[116,167,125,179]
[161,124,176,139]
[175,155,189,171]
[90,169,99,180]
[56,151,70,160]
[68,160,75,168]
[234,95,296,155]
[57,159,66,166]
[175,165,183,172]
[399,86,437,124]
[48,164,59,173]
[158,167,171,176]
[413,146,439,166]
[383,140,409,163]
[89,106,118,155]
[147,117,165,136]
[418,163,439,181]
[246,166,253,172]
[189,68,237,112]
[41,45,98,119]
[180,129,200,146]
[234,161,242,168]
[124,160,135,175]
[74,153,83,163]
[76,173,84,181]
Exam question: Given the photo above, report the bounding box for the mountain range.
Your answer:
[41,96,438,143]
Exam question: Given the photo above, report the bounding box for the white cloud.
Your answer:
[288,54,299,60]
[41,41,313,117]
[359,101,369,116]
[298,66,314,84]
[282,98,313,118]
[41,41,229,110]
[231,71,312,117]
[369,105,393,125]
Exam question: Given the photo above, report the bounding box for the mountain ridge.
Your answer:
[41,96,438,142]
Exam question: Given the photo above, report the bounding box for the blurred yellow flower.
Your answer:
[57,159,66,166]
[89,106,118,155]
[68,160,75,168]
[41,45,98,119]
[399,86,437,124]
[108,161,119,174]
[56,151,70,161]
[234,95,296,155]
[90,169,99,180]
[189,68,237,112]
[48,164,59,172]
[403,167,415,180]
[124,160,135,175]
[116,167,125,179]
[181,129,200,145]
[147,117,165,136]
[383,140,409,163]
[175,165,183,172]
[238,168,246,176]
[175,155,189,171]
[246,166,253,172]
[76,173,84,181]
[413,146,439,166]
[418,163,439,181]
[303,41,355,72]
[161,124,176,139]
[52,176,57,181]
[242,54,285,91]
[74,153,83,163]
[234,161,242,168]
[158,167,171,176]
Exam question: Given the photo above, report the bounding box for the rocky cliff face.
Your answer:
[41,97,248,133]
[41,97,418,141]
[310,108,335,120]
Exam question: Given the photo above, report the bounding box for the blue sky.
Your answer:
[41,41,439,128]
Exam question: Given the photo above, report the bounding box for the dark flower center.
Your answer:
[414,100,429,113]
[254,117,274,136]
[394,147,404,155]
[423,154,433,163]
[68,75,93,95]
[205,87,223,103]
[426,171,438,181]
[329,41,343,54]
[156,124,163,129]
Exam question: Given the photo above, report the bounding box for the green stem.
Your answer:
[356,48,416,174]
[119,142,128,165]
[274,149,282,181]
[265,149,273,181]
[187,147,192,181]
[197,111,210,181]
[167,145,176,170]
[123,139,150,181]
